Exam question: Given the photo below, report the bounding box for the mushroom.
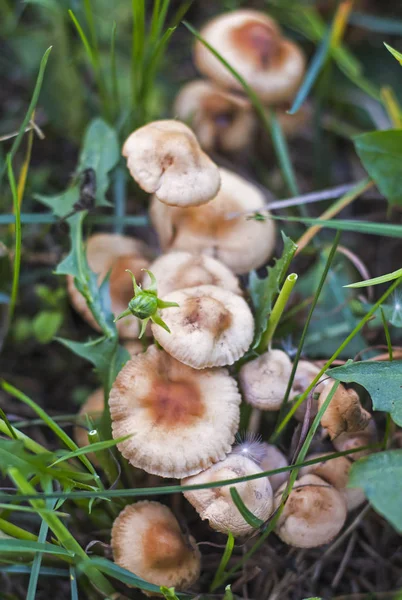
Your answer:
[109,345,241,478]
[111,501,201,593]
[194,10,305,104]
[239,349,292,411]
[67,233,152,339]
[333,419,378,460]
[274,473,347,548]
[151,284,254,369]
[319,379,372,440]
[269,102,310,137]
[299,453,365,511]
[173,80,255,152]
[182,453,273,536]
[150,167,276,274]
[142,251,242,298]
[122,119,221,207]
[232,439,288,491]
[290,360,326,422]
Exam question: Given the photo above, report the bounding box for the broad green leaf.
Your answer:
[384,42,402,65]
[327,361,402,425]
[249,232,297,349]
[354,130,402,206]
[349,450,402,532]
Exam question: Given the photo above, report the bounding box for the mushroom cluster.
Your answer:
[174,9,307,154]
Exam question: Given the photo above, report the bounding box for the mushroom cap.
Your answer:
[239,349,292,410]
[142,251,242,298]
[274,474,347,548]
[111,501,201,592]
[67,233,152,339]
[271,102,310,137]
[109,345,241,478]
[319,379,372,440]
[182,454,273,536]
[259,443,289,491]
[194,10,305,104]
[299,453,365,512]
[332,419,377,460]
[150,167,276,274]
[122,119,221,207]
[291,360,326,422]
[173,80,255,152]
[151,284,254,369]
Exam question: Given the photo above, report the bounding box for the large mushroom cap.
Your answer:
[67,233,152,339]
[333,419,378,460]
[182,454,273,536]
[275,474,347,548]
[143,251,242,298]
[173,80,255,152]
[109,345,241,478]
[122,119,221,207]
[150,167,276,274]
[111,501,201,593]
[239,349,292,410]
[194,10,305,104]
[151,284,254,369]
[319,379,372,439]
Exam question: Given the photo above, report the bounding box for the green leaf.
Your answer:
[249,232,297,349]
[50,434,132,466]
[327,361,402,425]
[0,439,48,478]
[229,488,264,529]
[0,539,73,557]
[32,310,63,343]
[223,586,234,600]
[354,130,402,206]
[211,532,235,592]
[346,268,402,289]
[349,450,402,532]
[160,587,180,600]
[384,42,402,65]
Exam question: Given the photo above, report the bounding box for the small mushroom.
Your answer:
[290,360,326,422]
[109,345,241,478]
[259,443,289,491]
[67,233,152,339]
[274,473,347,548]
[182,453,273,536]
[122,119,221,207]
[333,419,378,460]
[150,167,276,274]
[111,501,201,594]
[299,453,365,511]
[151,284,254,369]
[142,251,242,298]
[194,10,305,104]
[319,379,372,440]
[173,80,255,152]
[239,349,292,411]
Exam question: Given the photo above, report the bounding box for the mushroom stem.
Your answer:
[248,407,262,435]
[258,273,298,353]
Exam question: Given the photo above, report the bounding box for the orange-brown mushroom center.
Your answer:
[142,378,205,428]
[109,255,149,307]
[231,21,280,68]
[143,520,189,569]
[183,296,232,336]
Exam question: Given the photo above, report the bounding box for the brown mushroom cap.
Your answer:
[291,360,326,422]
[173,80,255,152]
[274,474,347,548]
[142,251,242,298]
[259,443,289,491]
[299,453,365,511]
[194,10,305,104]
[122,119,221,207]
[151,284,254,369]
[182,454,273,536]
[111,501,201,593]
[150,167,276,274]
[67,233,152,339]
[319,379,372,440]
[109,345,241,478]
[332,419,378,460]
[239,349,292,410]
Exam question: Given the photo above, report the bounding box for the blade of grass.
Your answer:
[16,122,34,211]
[0,518,37,541]
[229,488,264,528]
[68,10,94,65]
[381,86,402,128]
[270,214,402,239]
[0,213,148,225]
[70,565,79,600]
[7,156,22,325]
[110,21,119,119]
[210,532,235,592]
[0,538,73,556]
[346,268,402,288]
[269,110,299,195]
[0,408,18,440]
[50,434,131,466]
[131,0,146,112]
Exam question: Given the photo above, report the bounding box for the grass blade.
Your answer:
[210,532,235,592]
[346,268,402,288]
[270,214,402,239]
[229,488,264,528]
[0,539,73,557]
[68,10,94,65]
[7,156,22,325]
[70,565,79,600]
[50,434,131,467]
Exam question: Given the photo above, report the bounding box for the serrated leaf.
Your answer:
[249,232,297,349]
[349,450,402,532]
[327,361,402,425]
[354,130,402,206]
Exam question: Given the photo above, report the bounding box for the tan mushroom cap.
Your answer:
[270,102,310,137]
[122,119,221,207]
[259,443,289,491]
[194,10,305,104]
[274,473,347,548]
[239,349,292,410]
[151,285,254,369]
[173,80,255,152]
[109,345,241,478]
[111,501,201,593]
[291,360,326,422]
[67,233,152,339]
[299,453,365,511]
[150,167,276,274]
[332,419,377,460]
[182,454,273,536]
[143,251,242,298]
[319,379,372,440]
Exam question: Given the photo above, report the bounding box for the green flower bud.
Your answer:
[128,292,158,320]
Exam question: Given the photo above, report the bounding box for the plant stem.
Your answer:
[258,273,298,353]
[0,518,37,541]
[88,430,120,489]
